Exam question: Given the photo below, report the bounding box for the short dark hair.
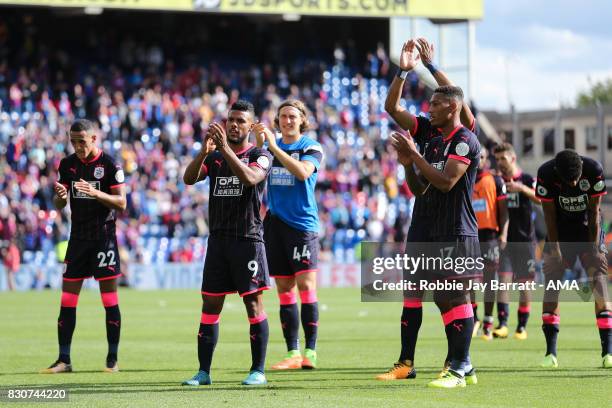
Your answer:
[229,100,255,117]
[70,119,95,134]
[555,149,583,182]
[493,142,515,156]
[434,85,464,102]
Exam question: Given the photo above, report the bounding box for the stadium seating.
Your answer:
[0,34,425,274]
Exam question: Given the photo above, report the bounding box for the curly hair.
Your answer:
[555,149,583,182]
[229,99,255,117]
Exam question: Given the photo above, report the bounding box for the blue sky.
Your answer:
[473,0,612,111]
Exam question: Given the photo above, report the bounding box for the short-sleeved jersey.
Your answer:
[267,135,323,233]
[409,116,477,226]
[472,170,506,232]
[203,144,272,242]
[503,172,536,242]
[536,156,606,236]
[57,151,124,240]
[422,125,481,237]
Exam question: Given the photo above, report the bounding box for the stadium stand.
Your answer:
[0,10,428,286]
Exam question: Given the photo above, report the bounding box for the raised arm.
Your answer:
[253,123,315,182]
[415,38,475,131]
[385,40,420,133]
[183,134,216,185]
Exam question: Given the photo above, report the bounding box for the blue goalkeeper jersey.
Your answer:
[267,135,323,233]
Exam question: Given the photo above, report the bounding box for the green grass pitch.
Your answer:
[0,288,609,407]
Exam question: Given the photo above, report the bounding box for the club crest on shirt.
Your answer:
[579,179,590,191]
[94,166,105,179]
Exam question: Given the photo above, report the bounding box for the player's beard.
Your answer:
[499,165,512,178]
[228,133,248,145]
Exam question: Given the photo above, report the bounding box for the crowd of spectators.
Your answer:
[0,20,431,275]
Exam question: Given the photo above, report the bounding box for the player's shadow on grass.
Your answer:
[527,373,609,378]
[260,366,494,376]
[60,383,415,394]
[2,381,244,389]
[4,380,419,392]
[0,369,195,376]
[475,367,602,373]
[245,368,385,374]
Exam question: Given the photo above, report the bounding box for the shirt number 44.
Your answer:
[293,245,311,261]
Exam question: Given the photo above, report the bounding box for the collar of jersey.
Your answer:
[233,143,254,156]
[277,135,306,149]
[502,171,522,182]
[442,125,463,143]
[79,149,102,164]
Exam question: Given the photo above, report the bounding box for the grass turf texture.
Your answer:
[0,288,608,407]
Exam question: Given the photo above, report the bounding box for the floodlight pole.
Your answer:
[467,20,475,102]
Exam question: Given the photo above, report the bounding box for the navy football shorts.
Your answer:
[201,235,270,297]
[263,213,319,279]
[499,241,536,282]
[63,235,122,281]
